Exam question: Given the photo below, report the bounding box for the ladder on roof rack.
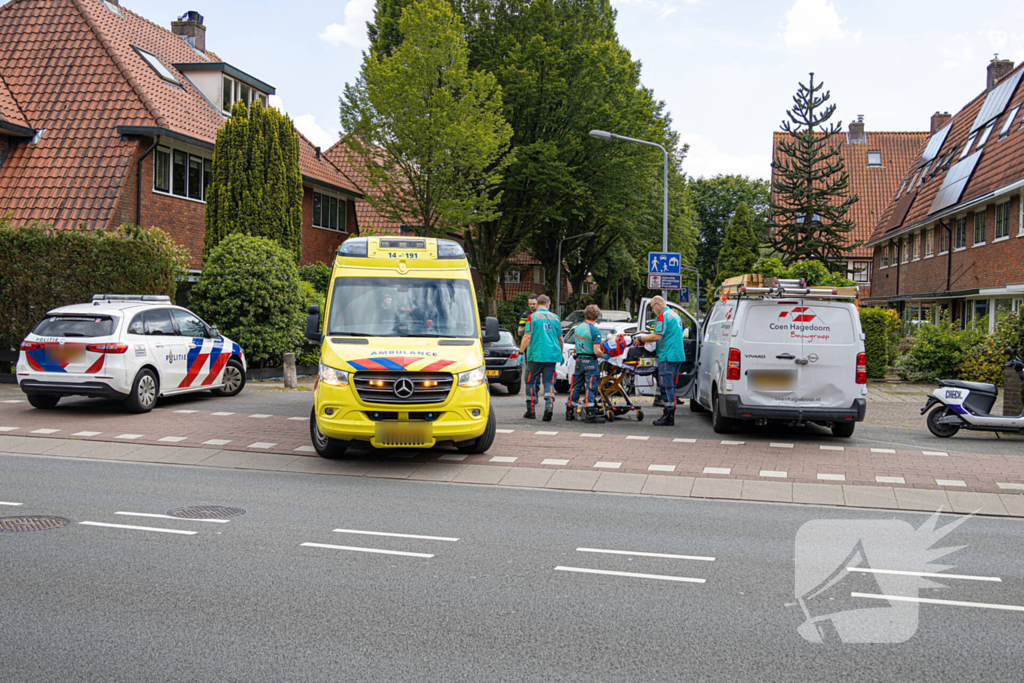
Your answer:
[717,276,858,302]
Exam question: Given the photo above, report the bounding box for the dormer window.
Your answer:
[866,150,882,167]
[133,47,180,86]
[222,75,268,113]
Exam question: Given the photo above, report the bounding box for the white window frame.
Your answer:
[924,229,934,258]
[312,191,348,233]
[504,269,521,285]
[938,224,950,255]
[880,243,889,269]
[1019,194,1024,237]
[954,216,967,250]
[994,200,1011,241]
[153,144,211,204]
[901,237,909,263]
[866,150,882,167]
[221,74,269,114]
[133,47,180,86]
[973,210,986,247]
[912,233,920,261]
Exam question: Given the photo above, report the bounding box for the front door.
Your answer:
[637,297,700,399]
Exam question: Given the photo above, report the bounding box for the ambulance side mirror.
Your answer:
[482,316,500,344]
[305,304,322,344]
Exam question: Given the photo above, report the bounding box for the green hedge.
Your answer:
[859,307,889,379]
[0,222,188,351]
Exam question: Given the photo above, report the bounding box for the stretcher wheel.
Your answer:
[636,410,644,422]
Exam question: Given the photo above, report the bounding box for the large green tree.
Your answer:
[204,100,303,261]
[768,73,858,269]
[690,174,768,295]
[715,202,760,288]
[340,0,513,239]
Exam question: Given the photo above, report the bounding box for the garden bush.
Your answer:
[296,280,326,367]
[752,257,856,287]
[190,234,304,367]
[859,307,892,378]
[892,319,985,382]
[957,312,1024,387]
[0,221,189,352]
[299,262,331,295]
[478,291,533,336]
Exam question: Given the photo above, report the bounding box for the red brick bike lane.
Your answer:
[1,400,1023,496]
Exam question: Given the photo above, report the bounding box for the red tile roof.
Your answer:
[323,138,405,233]
[772,129,928,259]
[868,63,1024,245]
[0,71,29,129]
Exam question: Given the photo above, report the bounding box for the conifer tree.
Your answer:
[715,202,760,287]
[768,73,858,270]
[205,100,303,262]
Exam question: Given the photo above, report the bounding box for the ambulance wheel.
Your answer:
[690,398,707,413]
[831,421,856,438]
[27,394,60,410]
[926,406,960,438]
[458,411,496,454]
[124,368,158,414]
[636,410,644,422]
[711,388,735,435]
[505,380,521,395]
[310,407,347,459]
[211,359,245,397]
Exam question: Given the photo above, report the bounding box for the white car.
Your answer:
[17,294,246,413]
[554,321,638,393]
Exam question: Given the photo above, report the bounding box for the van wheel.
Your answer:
[711,388,735,434]
[212,359,245,397]
[505,380,521,395]
[926,406,960,438]
[124,368,158,414]
[690,398,706,413]
[458,411,496,454]
[27,394,60,409]
[310,407,347,459]
[831,421,856,438]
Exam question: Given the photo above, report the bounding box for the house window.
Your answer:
[848,261,870,283]
[960,135,976,159]
[880,245,889,268]
[912,233,920,260]
[154,148,170,193]
[203,159,213,198]
[504,269,521,285]
[924,230,933,257]
[939,225,950,254]
[154,146,211,201]
[133,47,180,86]
[1001,105,1021,138]
[995,201,1011,239]
[973,211,986,245]
[187,155,203,200]
[171,150,187,198]
[954,216,967,249]
[867,150,882,167]
[221,74,268,113]
[901,238,909,263]
[975,122,996,149]
[533,266,545,285]
[312,191,346,232]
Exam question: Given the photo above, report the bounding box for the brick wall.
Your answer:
[300,190,357,265]
[870,196,1022,300]
[1006,367,1022,416]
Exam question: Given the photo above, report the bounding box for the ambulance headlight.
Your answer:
[319,362,349,386]
[457,365,486,388]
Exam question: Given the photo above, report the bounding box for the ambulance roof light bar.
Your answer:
[91,294,171,302]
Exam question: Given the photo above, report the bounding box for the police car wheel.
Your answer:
[124,368,158,414]
[27,394,60,410]
[310,407,347,459]
[211,359,246,397]
[457,411,496,454]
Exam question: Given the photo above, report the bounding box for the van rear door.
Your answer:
[637,297,699,398]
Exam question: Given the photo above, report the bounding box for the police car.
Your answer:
[17,295,246,413]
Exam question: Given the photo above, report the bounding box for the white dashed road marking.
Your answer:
[703,467,731,475]
[852,592,1024,613]
[301,542,433,558]
[770,443,794,448]
[875,476,906,484]
[174,410,197,414]
[923,451,949,457]
[72,431,101,437]
[847,567,1001,582]
[30,429,59,435]
[211,412,235,416]
[293,446,316,453]
[203,439,232,446]
[490,456,517,463]
[247,442,276,449]
[79,521,197,535]
[760,470,787,478]
[1,400,24,403]
[594,462,622,469]
[0,427,18,432]
[871,448,896,454]
[495,429,515,434]
[577,547,715,562]
[287,417,306,421]
[721,440,744,445]
[115,512,229,524]
[820,445,844,451]
[555,566,706,584]
[817,473,845,481]
[0,501,23,506]
[535,431,558,436]
[673,438,697,443]
[997,482,1024,490]
[936,479,967,487]
[158,436,187,443]
[333,528,458,542]
[438,454,467,462]
[580,433,603,438]
[543,459,570,466]
[626,435,649,441]
[114,434,142,440]
[248,414,272,419]
[648,464,675,472]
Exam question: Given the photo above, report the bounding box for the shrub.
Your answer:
[859,307,891,378]
[299,262,331,295]
[752,257,855,287]
[893,319,984,382]
[883,308,901,366]
[0,221,188,351]
[477,291,533,336]
[190,234,304,367]
[958,312,1024,387]
[295,280,326,367]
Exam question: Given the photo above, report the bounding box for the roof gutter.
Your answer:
[117,125,214,152]
[302,174,364,199]
[0,119,35,137]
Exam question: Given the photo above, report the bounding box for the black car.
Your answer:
[484,327,521,394]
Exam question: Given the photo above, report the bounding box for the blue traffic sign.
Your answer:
[679,286,689,302]
[648,252,681,275]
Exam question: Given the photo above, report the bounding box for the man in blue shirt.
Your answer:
[634,296,685,426]
[567,305,606,424]
[519,294,563,421]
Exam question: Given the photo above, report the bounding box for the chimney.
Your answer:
[172,11,206,53]
[930,111,951,133]
[315,147,321,160]
[848,115,866,144]
[987,55,1014,91]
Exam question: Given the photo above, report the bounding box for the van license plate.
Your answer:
[375,421,432,447]
[750,370,795,391]
[486,370,500,378]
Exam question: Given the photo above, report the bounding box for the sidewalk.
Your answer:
[1,400,1022,517]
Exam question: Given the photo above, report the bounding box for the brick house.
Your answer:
[0,0,361,269]
[772,121,928,295]
[865,58,1024,331]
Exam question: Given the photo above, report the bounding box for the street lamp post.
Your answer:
[590,129,669,298]
[556,232,595,317]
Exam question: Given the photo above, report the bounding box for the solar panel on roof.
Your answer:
[929,151,983,214]
[919,123,951,166]
[970,68,1024,132]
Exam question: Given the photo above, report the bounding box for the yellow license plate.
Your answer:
[486,369,500,377]
[750,370,795,391]
[374,421,433,447]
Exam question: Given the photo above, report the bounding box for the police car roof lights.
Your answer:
[436,239,465,259]
[337,237,368,257]
[91,294,171,302]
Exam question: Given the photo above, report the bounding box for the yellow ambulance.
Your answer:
[305,236,500,458]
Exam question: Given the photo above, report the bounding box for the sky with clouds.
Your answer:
[130,0,1024,180]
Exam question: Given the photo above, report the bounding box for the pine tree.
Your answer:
[768,73,858,270]
[204,100,303,262]
[715,202,760,287]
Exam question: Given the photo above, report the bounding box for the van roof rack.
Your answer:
[717,275,858,302]
[91,294,171,302]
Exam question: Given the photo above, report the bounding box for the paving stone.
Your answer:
[741,480,793,503]
[793,483,845,506]
[42,440,107,457]
[545,469,600,491]
[690,477,743,500]
[945,491,1009,516]
[893,488,952,513]
[79,441,149,461]
[157,447,225,465]
[452,465,511,485]
[237,453,302,471]
[843,485,898,509]
[408,463,468,482]
[195,450,259,468]
[1,436,64,454]
[363,462,425,479]
[280,457,372,476]
[497,467,555,488]
[593,472,647,494]
[119,444,184,462]
[641,475,694,497]
[998,494,1024,517]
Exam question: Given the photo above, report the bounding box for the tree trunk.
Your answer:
[480,270,499,318]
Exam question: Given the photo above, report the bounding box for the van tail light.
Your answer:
[86,343,128,354]
[727,347,741,380]
[855,352,867,384]
[510,351,519,361]
[19,341,40,351]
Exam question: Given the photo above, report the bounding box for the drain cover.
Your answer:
[0,516,72,532]
[166,505,246,519]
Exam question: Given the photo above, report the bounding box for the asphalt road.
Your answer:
[2,453,1023,682]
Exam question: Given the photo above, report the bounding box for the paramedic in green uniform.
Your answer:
[634,296,685,426]
[519,295,563,421]
[567,304,606,424]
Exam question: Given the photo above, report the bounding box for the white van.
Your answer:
[693,281,867,437]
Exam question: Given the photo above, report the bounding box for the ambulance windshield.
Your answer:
[327,277,477,338]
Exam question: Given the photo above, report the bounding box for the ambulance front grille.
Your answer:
[353,372,454,404]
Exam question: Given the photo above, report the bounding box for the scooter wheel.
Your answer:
[926,405,961,438]
[636,410,644,422]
